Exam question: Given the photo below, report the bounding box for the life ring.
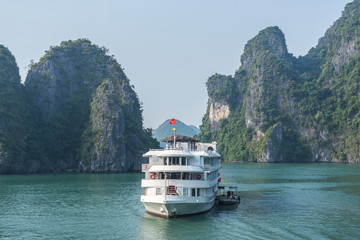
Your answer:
[196,175,202,180]
[218,178,221,182]
[150,174,155,180]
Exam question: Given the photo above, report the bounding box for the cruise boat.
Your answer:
[140,135,221,218]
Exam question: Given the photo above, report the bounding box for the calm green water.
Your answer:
[1,163,359,240]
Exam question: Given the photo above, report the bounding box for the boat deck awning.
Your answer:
[148,165,203,173]
[160,135,199,143]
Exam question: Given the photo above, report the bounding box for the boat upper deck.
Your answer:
[142,135,221,176]
[143,135,220,157]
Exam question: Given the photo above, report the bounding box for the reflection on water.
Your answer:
[1,164,360,239]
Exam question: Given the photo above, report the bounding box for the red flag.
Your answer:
[169,119,175,124]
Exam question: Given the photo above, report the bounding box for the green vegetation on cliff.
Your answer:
[0,45,29,172]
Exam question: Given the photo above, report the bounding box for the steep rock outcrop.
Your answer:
[259,123,283,163]
[241,27,289,70]
[205,74,241,131]
[79,80,126,172]
[209,101,230,131]
[22,39,158,173]
[0,45,30,173]
[242,27,294,133]
[331,37,359,71]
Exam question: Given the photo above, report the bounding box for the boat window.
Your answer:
[183,188,188,196]
[197,188,200,197]
[191,188,196,197]
[208,172,216,181]
[181,157,186,165]
[166,157,181,165]
[156,188,161,195]
[182,173,189,180]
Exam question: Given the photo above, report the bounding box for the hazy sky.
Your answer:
[0,0,352,129]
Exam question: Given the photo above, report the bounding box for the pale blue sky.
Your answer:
[0,0,352,128]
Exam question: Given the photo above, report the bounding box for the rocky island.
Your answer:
[197,0,360,163]
[0,39,158,173]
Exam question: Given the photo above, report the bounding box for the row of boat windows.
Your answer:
[148,171,219,180]
[155,157,220,166]
[161,157,187,166]
[152,186,217,197]
[204,157,220,166]
[208,171,219,181]
[149,172,201,180]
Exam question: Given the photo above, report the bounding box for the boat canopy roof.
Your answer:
[160,135,199,143]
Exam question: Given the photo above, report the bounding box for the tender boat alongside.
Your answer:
[141,135,221,218]
[217,186,240,205]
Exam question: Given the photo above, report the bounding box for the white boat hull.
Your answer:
[142,198,215,218]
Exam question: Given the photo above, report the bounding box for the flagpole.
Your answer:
[169,119,176,149]
[173,128,176,149]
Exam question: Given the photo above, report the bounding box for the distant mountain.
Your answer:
[188,125,201,135]
[153,119,200,147]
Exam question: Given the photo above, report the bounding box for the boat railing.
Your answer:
[203,163,221,171]
[143,174,204,180]
[148,148,216,152]
[144,163,220,171]
[218,186,240,197]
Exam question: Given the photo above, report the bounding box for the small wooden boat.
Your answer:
[217,186,240,205]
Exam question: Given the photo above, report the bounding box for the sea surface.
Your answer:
[1,163,359,240]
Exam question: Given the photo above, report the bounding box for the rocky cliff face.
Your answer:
[0,39,158,174]
[241,26,289,71]
[198,0,360,163]
[259,123,283,163]
[209,101,230,131]
[79,79,127,172]
[205,74,241,131]
[0,45,32,173]
[26,39,158,173]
